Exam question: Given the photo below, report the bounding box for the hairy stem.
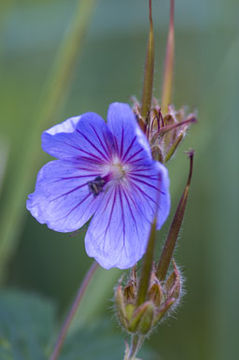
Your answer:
[124,335,144,360]
[157,151,194,280]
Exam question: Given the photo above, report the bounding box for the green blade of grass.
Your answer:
[0,0,97,281]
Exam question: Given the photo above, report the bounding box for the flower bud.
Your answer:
[148,280,163,306]
[137,302,155,335]
[114,261,183,336]
[132,99,196,163]
[115,284,128,329]
[165,260,181,300]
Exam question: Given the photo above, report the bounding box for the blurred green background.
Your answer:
[0,0,238,359]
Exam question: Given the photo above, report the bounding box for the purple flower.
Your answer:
[27,103,170,269]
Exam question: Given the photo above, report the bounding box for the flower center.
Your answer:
[111,158,127,180]
[88,157,130,197]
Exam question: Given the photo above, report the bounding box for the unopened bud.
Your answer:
[137,302,155,335]
[114,261,183,336]
[128,302,151,333]
[165,260,181,300]
[124,270,137,302]
[148,278,163,306]
[115,284,128,329]
[154,297,176,325]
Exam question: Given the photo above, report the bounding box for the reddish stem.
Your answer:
[157,152,194,280]
[50,261,99,360]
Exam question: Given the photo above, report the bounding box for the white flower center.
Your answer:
[101,156,130,183]
[89,157,131,197]
[111,157,128,180]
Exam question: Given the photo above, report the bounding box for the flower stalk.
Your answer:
[125,335,144,360]
[157,151,194,280]
[123,219,157,359]
[161,0,175,115]
[141,0,155,123]
[50,261,99,360]
[136,219,157,306]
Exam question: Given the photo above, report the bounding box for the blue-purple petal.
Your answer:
[27,102,171,270]
[107,103,151,161]
[27,160,102,232]
[85,184,151,269]
[42,112,114,162]
[45,116,80,135]
[155,162,170,229]
[85,158,170,269]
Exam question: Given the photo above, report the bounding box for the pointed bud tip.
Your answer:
[186,149,195,158]
[185,149,194,185]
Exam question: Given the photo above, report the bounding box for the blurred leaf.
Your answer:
[60,320,124,360]
[60,320,157,360]
[0,289,157,360]
[0,289,56,360]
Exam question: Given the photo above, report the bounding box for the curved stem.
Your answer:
[50,261,99,360]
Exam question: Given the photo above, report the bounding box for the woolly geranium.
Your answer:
[27,103,170,269]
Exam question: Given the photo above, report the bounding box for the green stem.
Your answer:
[0,0,96,281]
[136,219,157,306]
[161,0,175,114]
[141,0,155,122]
[50,261,99,360]
[124,335,144,360]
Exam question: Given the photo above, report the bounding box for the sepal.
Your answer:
[133,99,197,163]
[114,261,183,336]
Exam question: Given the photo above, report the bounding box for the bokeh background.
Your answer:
[0,0,238,359]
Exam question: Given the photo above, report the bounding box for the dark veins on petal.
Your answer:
[120,127,125,158]
[76,129,109,161]
[63,141,103,163]
[124,148,144,163]
[118,186,126,249]
[121,136,137,161]
[123,185,153,225]
[130,181,158,210]
[50,182,90,202]
[89,124,112,159]
[121,187,140,238]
